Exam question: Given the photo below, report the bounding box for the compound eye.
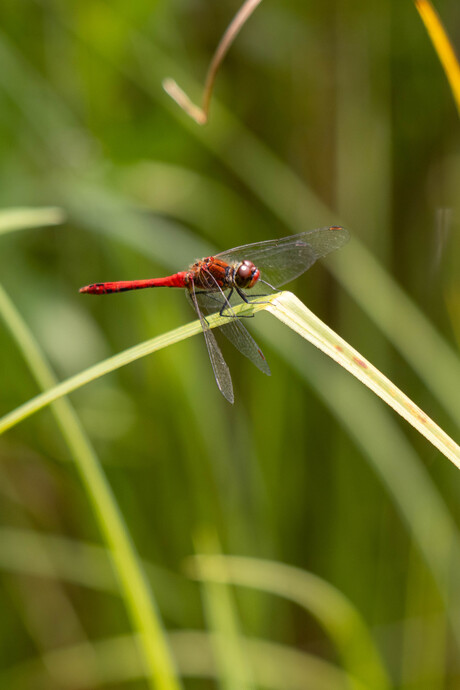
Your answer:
[236,260,257,287]
[237,263,252,281]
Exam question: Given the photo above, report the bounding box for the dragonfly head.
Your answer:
[234,260,260,289]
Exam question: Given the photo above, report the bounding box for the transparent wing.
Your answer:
[193,291,271,377]
[217,226,349,288]
[188,287,234,404]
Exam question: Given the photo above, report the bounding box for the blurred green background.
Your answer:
[0,0,459,688]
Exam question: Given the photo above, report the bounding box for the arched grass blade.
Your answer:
[1,631,367,690]
[186,555,390,690]
[1,290,458,468]
[267,292,460,468]
[0,299,270,436]
[256,313,460,649]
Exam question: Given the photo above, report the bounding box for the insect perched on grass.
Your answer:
[80,226,349,403]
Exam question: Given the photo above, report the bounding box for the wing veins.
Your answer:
[188,282,234,404]
[217,226,349,288]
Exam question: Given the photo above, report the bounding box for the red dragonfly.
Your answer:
[80,226,349,403]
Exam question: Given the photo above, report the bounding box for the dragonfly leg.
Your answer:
[238,288,275,313]
[194,291,221,324]
[195,287,255,320]
[258,278,277,291]
[219,288,234,317]
[217,289,253,319]
[194,290,235,318]
[234,287,273,316]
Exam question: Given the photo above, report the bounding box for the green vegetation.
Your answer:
[0,1,459,689]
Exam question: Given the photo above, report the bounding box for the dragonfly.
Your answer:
[80,225,349,403]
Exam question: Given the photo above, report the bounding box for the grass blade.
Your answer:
[267,292,460,468]
[193,531,255,690]
[187,555,390,690]
[0,283,181,690]
[415,0,460,115]
[1,631,366,690]
[0,299,270,435]
[1,289,457,468]
[0,207,65,235]
[257,314,460,647]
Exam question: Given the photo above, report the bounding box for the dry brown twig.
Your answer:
[163,0,263,124]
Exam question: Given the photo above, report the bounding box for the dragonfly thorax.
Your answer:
[185,257,260,292]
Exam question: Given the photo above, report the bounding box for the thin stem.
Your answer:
[415,0,460,115]
[163,0,263,124]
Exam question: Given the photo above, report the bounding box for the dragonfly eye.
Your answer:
[235,260,259,288]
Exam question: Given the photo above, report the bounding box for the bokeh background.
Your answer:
[0,0,459,688]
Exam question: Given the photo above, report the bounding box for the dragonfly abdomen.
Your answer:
[80,272,188,294]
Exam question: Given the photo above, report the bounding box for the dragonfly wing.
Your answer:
[194,292,271,377]
[188,288,234,404]
[217,226,349,288]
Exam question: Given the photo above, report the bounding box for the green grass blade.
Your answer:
[0,298,271,435]
[0,207,65,235]
[187,555,390,690]
[1,632,367,690]
[193,530,255,690]
[329,244,460,427]
[267,292,460,468]
[1,288,457,468]
[0,526,199,627]
[255,314,460,646]
[0,283,181,690]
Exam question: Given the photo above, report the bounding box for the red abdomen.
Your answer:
[80,272,188,294]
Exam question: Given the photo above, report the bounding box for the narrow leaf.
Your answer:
[0,207,65,235]
[267,292,460,468]
[415,0,460,115]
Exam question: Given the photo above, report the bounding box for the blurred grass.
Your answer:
[0,254,179,688]
[1,631,368,690]
[0,207,65,236]
[186,554,390,690]
[0,1,459,689]
[415,0,460,114]
[193,530,255,690]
